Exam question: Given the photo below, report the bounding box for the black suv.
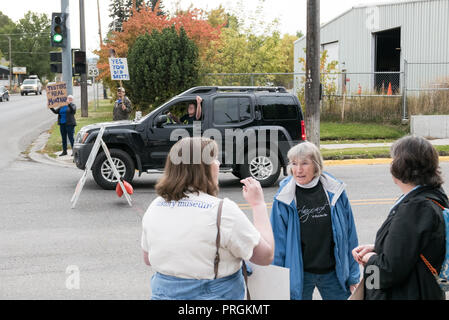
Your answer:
[73,86,306,189]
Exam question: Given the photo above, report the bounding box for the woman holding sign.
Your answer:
[50,95,77,157]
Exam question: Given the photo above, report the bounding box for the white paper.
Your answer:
[246,264,290,300]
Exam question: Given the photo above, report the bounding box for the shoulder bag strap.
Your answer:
[214,200,224,280]
[214,200,251,300]
[242,261,252,300]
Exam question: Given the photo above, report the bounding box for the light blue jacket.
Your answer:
[270,173,360,300]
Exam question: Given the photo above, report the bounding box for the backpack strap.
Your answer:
[429,198,445,210]
[421,198,445,277]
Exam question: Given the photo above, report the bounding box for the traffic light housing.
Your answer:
[50,51,62,73]
[51,13,67,47]
[73,50,87,76]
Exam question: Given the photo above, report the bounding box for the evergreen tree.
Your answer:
[148,0,166,16]
[127,26,199,110]
[109,0,165,32]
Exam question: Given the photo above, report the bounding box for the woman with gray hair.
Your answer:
[270,141,360,300]
[50,94,77,156]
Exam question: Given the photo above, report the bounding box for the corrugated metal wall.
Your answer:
[294,0,449,94]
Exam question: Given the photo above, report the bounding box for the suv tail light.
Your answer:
[301,120,307,141]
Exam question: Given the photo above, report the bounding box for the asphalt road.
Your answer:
[0,86,101,170]
[1,91,449,299]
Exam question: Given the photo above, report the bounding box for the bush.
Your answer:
[127,26,199,112]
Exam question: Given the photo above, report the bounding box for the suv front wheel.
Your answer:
[240,148,281,187]
[92,149,135,190]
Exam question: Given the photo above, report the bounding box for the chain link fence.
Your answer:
[404,61,449,119]
[205,71,404,123]
[205,65,449,124]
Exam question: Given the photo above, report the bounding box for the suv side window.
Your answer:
[258,96,298,120]
[214,97,251,125]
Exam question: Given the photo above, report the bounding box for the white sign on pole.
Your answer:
[108,58,130,81]
[71,126,133,209]
[13,67,27,75]
[88,64,99,77]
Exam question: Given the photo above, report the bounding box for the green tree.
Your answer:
[5,12,52,79]
[127,26,199,111]
[202,2,298,87]
[0,11,16,62]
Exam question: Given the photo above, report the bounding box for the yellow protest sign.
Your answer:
[46,82,68,109]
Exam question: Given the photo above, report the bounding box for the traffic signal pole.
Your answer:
[79,0,88,117]
[61,0,73,95]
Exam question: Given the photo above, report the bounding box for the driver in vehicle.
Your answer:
[168,96,202,125]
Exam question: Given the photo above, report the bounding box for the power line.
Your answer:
[11,52,51,55]
[0,33,50,36]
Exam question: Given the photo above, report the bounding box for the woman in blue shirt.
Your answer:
[50,95,77,156]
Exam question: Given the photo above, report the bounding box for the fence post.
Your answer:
[402,60,408,123]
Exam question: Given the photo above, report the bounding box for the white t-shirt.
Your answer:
[141,192,261,280]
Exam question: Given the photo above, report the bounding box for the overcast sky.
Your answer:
[0,0,392,57]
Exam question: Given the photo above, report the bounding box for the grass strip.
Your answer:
[42,100,113,157]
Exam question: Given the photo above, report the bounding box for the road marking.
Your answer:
[238,199,396,210]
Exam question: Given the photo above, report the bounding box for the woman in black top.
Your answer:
[50,95,77,157]
[353,136,447,300]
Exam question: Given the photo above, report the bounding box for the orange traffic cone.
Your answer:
[387,82,393,96]
[357,84,362,95]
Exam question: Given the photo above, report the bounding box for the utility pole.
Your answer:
[61,0,73,95]
[97,0,103,44]
[7,36,12,90]
[97,0,108,99]
[305,0,321,147]
[80,0,88,117]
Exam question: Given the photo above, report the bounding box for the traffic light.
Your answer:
[51,13,67,47]
[50,51,62,73]
[73,50,87,76]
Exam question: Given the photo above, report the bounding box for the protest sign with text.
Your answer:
[46,82,68,109]
[109,58,130,81]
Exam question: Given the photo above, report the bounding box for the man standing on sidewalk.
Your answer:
[113,87,132,121]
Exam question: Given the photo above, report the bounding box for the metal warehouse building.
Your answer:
[294,0,449,95]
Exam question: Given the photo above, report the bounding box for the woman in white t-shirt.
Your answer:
[141,137,274,300]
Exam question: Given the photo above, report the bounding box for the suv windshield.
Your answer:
[23,80,37,85]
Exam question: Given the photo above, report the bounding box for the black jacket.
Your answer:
[364,186,448,300]
[50,103,77,126]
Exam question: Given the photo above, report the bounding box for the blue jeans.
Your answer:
[150,269,245,300]
[302,270,350,300]
[60,124,75,153]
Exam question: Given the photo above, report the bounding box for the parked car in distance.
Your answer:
[0,86,9,102]
[20,78,42,96]
[73,86,307,189]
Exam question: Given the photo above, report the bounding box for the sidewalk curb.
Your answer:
[325,156,449,166]
[28,131,449,169]
[28,131,76,169]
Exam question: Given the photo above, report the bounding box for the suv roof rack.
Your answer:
[180,86,288,96]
